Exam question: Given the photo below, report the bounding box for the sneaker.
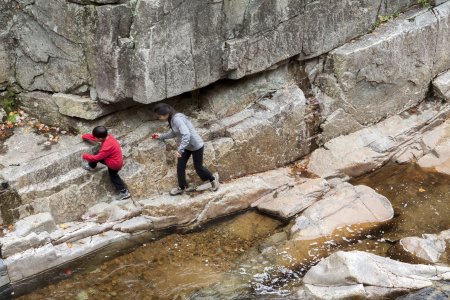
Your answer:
[83,164,95,171]
[170,187,185,196]
[117,189,131,200]
[185,185,197,192]
[211,173,220,191]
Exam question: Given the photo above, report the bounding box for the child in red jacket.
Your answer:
[81,126,130,200]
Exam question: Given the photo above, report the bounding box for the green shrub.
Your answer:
[0,89,16,114]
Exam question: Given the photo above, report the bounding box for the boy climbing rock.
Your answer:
[81,126,131,200]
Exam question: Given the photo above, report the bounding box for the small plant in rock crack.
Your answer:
[371,13,400,32]
[0,89,16,115]
[417,0,430,8]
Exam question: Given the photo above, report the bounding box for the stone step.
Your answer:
[17,168,92,204]
[1,143,89,191]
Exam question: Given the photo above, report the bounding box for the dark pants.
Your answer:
[88,160,126,192]
[177,147,214,189]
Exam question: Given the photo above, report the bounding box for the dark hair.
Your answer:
[92,126,108,138]
[153,103,177,128]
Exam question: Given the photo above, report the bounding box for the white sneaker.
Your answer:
[211,173,220,191]
[185,185,196,192]
[170,187,185,196]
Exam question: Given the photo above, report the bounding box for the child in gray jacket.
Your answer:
[152,103,219,195]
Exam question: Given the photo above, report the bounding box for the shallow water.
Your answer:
[20,212,283,300]
[21,163,450,299]
[352,163,450,238]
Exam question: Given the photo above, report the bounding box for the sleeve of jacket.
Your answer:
[159,129,175,140]
[82,143,112,162]
[82,133,96,141]
[173,118,191,153]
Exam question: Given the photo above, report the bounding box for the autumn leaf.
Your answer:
[67,242,73,248]
[7,225,14,231]
[418,187,426,193]
[59,223,68,229]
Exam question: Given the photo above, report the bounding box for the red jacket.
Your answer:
[82,134,124,170]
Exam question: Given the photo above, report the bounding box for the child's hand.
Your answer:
[151,133,160,139]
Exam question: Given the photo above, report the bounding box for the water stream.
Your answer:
[20,163,450,299]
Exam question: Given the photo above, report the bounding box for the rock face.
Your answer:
[52,93,134,120]
[1,0,420,105]
[315,2,450,141]
[308,102,450,179]
[297,251,450,299]
[1,84,317,224]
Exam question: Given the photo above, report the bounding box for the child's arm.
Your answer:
[82,133,97,141]
[82,143,112,162]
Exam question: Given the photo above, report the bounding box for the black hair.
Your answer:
[153,103,177,128]
[92,126,108,138]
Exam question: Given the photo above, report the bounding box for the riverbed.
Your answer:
[20,163,450,299]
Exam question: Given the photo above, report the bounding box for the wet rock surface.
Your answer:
[392,229,450,264]
[296,251,450,299]
[397,281,450,300]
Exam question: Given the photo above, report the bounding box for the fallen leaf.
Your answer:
[7,225,14,231]
[418,187,426,193]
[59,223,68,229]
[67,242,73,248]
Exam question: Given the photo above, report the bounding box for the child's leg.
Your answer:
[107,168,127,192]
[192,147,214,182]
[177,150,192,189]
[88,160,105,169]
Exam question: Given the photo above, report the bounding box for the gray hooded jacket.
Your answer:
[159,113,204,153]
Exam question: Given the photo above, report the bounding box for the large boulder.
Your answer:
[297,251,450,299]
[291,183,394,241]
[252,178,330,219]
